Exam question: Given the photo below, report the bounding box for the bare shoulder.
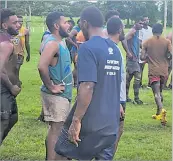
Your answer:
[42,40,59,54]
[0,41,13,50]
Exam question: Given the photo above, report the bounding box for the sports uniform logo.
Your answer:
[11,37,20,46]
[108,47,113,55]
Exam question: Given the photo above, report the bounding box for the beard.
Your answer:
[83,31,89,41]
[82,27,89,41]
[59,26,69,38]
[7,27,18,36]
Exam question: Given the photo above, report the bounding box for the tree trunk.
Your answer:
[127,18,130,27]
[164,0,167,36]
[5,0,7,8]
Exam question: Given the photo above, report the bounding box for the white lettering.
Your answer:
[105,65,120,70]
[107,60,119,65]
[107,72,116,76]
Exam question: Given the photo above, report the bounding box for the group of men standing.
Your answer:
[38,7,172,160]
[0,6,172,161]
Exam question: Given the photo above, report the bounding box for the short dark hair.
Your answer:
[0,8,16,28]
[46,11,64,32]
[17,15,23,18]
[80,6,104,27]
[105,10,120,23]
[152,23,163,34]
[107,17,123,35]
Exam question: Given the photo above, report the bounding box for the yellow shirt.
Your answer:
[18,26,26,50]
[11,35,23,56]
[11,26,26,56]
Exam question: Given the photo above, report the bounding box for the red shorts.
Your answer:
[149,76,167,85]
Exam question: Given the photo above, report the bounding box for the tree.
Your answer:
[3,0,163,27]
[160,0,172,27]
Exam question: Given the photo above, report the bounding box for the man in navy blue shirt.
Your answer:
[55,6,122,160]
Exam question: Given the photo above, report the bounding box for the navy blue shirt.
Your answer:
[77,36,122,136]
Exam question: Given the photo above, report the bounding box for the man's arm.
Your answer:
[25,29,30,62]
[166,32,172,43]
[1,68,13,90]
[166,39,172,60]
[121,39,132,58]
[66,37,78,49]
[140,41,148,61]
[0,42,13,74]
[0,42,21,96]
[123,28,136,58]
[69,29,78,38]
[38,41,64,94]
[1,68,21,96]
[67,29,79,47]
[125,28,136,40]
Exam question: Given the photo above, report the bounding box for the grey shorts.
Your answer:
[126,60,141,74]
[41,91,71,122]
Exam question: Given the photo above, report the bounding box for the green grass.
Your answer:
[0,18,172,160]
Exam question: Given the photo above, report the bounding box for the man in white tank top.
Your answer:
[139,16,152,87]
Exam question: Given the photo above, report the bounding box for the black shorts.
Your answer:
[0,91,18,144]
[17,55,24,65]
[55,126,117,160]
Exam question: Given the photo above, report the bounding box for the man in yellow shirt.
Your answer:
[11,15,30,82]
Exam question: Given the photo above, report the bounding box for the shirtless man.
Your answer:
[141,24,172,125]
[0,8,21,145]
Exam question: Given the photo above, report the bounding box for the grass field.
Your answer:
[0,17,172,160]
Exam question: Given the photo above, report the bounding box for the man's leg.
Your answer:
[2,113,18,142]
[41,92,71,160]
[133,72,143,104]
[46,121,64,160]
[151,79,167,125]
[114,103,126,153]
[168,74,172,89]
[160,76,167,103]
[126,70,133,102]
[0,93,18,145]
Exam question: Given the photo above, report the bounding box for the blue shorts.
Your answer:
[95,143,116,160]
[55,126,117,160]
